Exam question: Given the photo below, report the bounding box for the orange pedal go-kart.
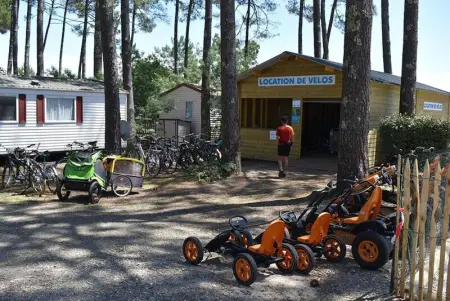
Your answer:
[182,215,310,286]
[273,210,347,272]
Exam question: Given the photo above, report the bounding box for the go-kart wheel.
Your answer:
[182,236,204,265]
[352,231,390,270]
[276,243,299,274]
[89,181,102,204]
[56,180,70,201]
[239,229,255,248]
[294,244,315,275]
[323,235,347,262]
[233,253,257,286]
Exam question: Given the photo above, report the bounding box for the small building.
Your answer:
[158,83,220,139]
[0,76,128,155]
[238,51,450,165]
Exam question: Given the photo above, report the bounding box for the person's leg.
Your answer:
[278,157,283,171]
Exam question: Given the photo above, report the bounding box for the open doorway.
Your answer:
[301,100,340,156]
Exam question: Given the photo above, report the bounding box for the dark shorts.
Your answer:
[278,143,292,157]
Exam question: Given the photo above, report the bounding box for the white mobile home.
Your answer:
[0,76,127,155]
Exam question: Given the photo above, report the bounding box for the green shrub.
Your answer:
[379,114,450,160]
[184,161,237,182]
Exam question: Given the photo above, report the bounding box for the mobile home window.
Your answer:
[46,97,75,121]
[185,101,193,120]
[0,96,17,121]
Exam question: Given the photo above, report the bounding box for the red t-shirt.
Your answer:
[276,125,294,145]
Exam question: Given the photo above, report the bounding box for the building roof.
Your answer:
[160,83,202,97]
[238,51,450,96]
[159,82,222,97]
[0,75,128,93]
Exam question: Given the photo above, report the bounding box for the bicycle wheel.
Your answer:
[54,157,67,178]
[164,151,178,174]
[43,164,59,194]
[145,152,161,178]
[1,163,13,189]
[30,164,45,195]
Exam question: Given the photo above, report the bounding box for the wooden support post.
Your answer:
[239,97,242,127]
[264,98,268,128]
[400,158,411,299]
[243,99,248,127]
[252,98,256,128]
[259,98,263,128]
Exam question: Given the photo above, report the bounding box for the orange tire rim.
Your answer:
[235,258,251,282]
[296,248,310,271]
[184,241,199,261]
[358,240,379,263]
[241,233,249,248]
[278,247,293,269]
[229,233,239,243]
[324,237,343,260]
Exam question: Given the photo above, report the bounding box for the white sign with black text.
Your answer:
[423,102,443,112]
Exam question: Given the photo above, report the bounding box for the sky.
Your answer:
[1,0,449,92]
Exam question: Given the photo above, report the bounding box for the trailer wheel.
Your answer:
[88,181,102,204]
[112,176,132,197]
[56,180,70,201]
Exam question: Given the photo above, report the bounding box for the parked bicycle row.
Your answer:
[127,133,222,178]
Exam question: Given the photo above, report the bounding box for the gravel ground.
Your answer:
[0,160,393,301]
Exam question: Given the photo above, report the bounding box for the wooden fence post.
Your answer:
[418,160,430,301]
[437,166,450,301]
[410,159,420,301]
[393,155,402,293]
[400,158,411,299]
[427,161,441,300]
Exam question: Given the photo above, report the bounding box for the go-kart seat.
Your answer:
[297,212,331,245]
[343,186,382,224]
[248,220,285,256]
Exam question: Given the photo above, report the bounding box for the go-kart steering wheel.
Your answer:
[351,180,376,195]
[279,211,297,224]
[229,215,248,230]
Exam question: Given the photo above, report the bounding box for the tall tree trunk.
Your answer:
[37,0,44,76]
[59,0,69,76]
[327,0,337,42]
[24,0,32,76]
[381,0,392,74]
[313,0,321,58]
[94,0,103,78]
[99,0,121,152]
[43,0,55,50]
[321,0,328,59]
[78,0,89,79]
[12,0,18,75]
[337,0,373,183]
[131,0,136,48]
[220,0,241,173]
[244,0,251,58]
[201,0,212,139]
[173,0,179,74]
[184,0,194,77]
[399,0,418,115]
[298,0,304,54]
[7,34,12,74]
[121,0,135,137]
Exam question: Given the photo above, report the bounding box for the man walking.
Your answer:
[276,116,294,178]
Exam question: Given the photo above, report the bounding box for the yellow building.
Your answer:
[238,51,450,165]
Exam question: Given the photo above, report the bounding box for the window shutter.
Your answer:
[18,94,26,124]
[36,95,45,124]
[76,96,83,123]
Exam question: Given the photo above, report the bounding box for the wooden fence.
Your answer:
[393,155,450,300]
